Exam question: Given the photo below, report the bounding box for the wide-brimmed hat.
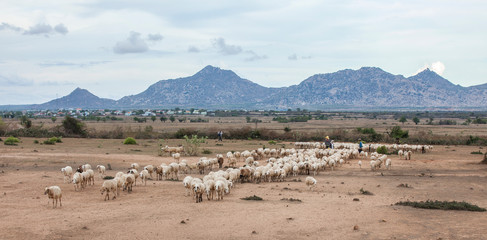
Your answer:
[325,136,329,139]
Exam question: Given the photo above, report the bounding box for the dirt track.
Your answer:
[1,138,486,240]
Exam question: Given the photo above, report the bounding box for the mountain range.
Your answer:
[2,65,487,110]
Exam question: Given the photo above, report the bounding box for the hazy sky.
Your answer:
[1,0,486,105]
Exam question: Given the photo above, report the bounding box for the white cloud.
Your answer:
[113,31,149,54]
[188,46,200,53]
[147,33,163,41]
[54,24,68,35]
[212,37,242,55]
[0,22,22,32]
[245,50,267,62]
[415,61,446,76]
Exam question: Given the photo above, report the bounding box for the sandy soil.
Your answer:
[0,138,486,240]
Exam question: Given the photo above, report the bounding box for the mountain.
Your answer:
[259,67,487,108]
[2,65,487,110]
[32,88,116,110]
[116,65,276,108]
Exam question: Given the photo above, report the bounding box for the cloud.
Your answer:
[288,54,297,60]
[245,51,267,61]
[147,33,163,41]
[0,74,34,86]
[54,24,69,35]
[188,46,200,53]
[415,61,446,76]
[1,22,69,37]
[113,31,149,54]
[0,22,23,32]
[212,37,242,55]
[39,61,111,68]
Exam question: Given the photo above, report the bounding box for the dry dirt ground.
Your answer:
[0,138,486,240]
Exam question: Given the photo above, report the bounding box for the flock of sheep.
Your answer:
[44,141,431,207]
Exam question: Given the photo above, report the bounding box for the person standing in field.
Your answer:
[324,136,331,149]
[358,139,363,153]
[217,131,223,141]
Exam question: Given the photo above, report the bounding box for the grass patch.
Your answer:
[165,178,181,182]
[202,148,212,154]
[281,198,302,202]
[360,188,374,195]
[123,137,137,145]
[395,200,486,212]
[241,195,263,201]
[103,176,114,180]
[4,136,20,146]
[470,151,483,154]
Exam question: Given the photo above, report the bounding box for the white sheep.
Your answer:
[44,186,62,208]
[96,165,106,179]
[172,153,181,163]
[385,158,392,170]
[82,164,92,172]
[61,166,73,183]
[370,160,377,171]
[214,180,226,200]
[139,169,150,186]
[183,176,194,197]
[358,160,362,169]
[128,169,138,186]
[86,169,95,186]
[144,165,154,178]
[72,172,82,191]
[305,176,317,191]
[122,174,135,192]
[130,163,140,171]
[204,179,216,200]
[193,181,205,203]
[100,179,118,201]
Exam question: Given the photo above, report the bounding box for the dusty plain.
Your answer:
[0,135,486,240]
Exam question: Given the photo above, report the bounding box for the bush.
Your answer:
[62,116,86,136]
[33,140,39,144]
[241,195,263,201]
[49,137,62,143]
[43,139,56,145]
[123,137,137,145]
[377,145,388,154]
[268,140,277,145]
[4,136,20,146]
[470,151,483,155]
[184,135,208,156]
[360,188,374,195]
[202,148,212,154]
[395,200,486,212]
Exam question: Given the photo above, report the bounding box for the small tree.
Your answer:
[151,116,156,122]
[51,117,57,123]
[62,116,86,136]
[413,117,420,125]
[183,135,207,156]
[399,116,407,125]
[160,116,167,122]
[169,116,176,123]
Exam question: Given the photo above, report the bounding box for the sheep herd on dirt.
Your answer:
[44,141,432,207]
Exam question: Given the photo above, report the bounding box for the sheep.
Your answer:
[405,151,412,160]
[86,169,95,186]
[358,160,362,169]
[172,153,181,163]
[72,172,82,191]
[305,176,317,191]
[169,162,179,180]
[61,166,73,183]
[96,165,106,179]
[370,160,377,171]
[385,158,392,170]
[44,186,62,208]
[139,169,150,186]
[214,180,226,200]
[81,171,90,189]
[122,174,135,192]
[193,181,205,203]
[144,165,154,178]
[113,177,123,197]
[162,146,184,156]
[128,169,138,186]
[216,154,224,168]
[82,164,92,172]
[204,179,216,200]
[183,176,194,197]
[130,163,140,171]
[100,179,118,201]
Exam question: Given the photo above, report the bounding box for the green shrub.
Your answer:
[360,188,374,195]
[49,137,62,143]
[4,136,20,146]
[395,200,486,212]
[470,151,483,154]
[268,140,277,145]
[241,195,263,201]
[184,135,207,156]
[377,145,388,154]
[123,137,137,145]
[43,139,56,145]
[33,140,39,144]
[202,148,212,154]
